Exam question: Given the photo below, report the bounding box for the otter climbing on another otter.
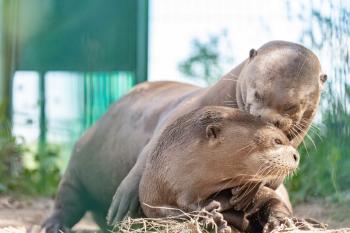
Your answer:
[43,41,327,233]
[108,41,327,225]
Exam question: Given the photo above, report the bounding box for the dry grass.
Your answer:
[111,214,350,233]
[111,210,221,233]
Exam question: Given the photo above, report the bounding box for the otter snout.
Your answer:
[286,147,300,170]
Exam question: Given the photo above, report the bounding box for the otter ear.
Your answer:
[249,49,258,59]
[320,74,327,83]
[206,124,221,139]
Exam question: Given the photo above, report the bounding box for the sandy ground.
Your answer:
[0,196,349,232]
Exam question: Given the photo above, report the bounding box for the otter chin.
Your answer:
[235,41,327,145]
[139,106,299,224]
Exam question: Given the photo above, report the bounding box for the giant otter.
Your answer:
[139,106,300,233]
[108,41,326,223]
[43,41,326,232]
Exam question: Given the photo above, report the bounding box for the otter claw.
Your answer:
[202,201,231,233]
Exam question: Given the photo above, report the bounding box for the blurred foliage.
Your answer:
[0,121,23,193]
[17,145,61,196]
[287,96,350,202]
[0,117,61,196]
[178,30,234,85]
[285,0,350,203]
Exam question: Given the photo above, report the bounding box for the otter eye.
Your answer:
[254,92,263,102]
[274,138,283,145]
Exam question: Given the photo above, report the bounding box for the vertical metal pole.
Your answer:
[136,0,149,84]
[38,71,46,152]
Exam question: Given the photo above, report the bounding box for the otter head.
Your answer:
[190,107,299,187]
[236,41,327,144]
[240,125,300,186]
[158,107,299,201]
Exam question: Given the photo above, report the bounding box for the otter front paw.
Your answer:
[202,201,232,233]
[107,179,140,225]
[230,182,263,212]
[42,215,68,233]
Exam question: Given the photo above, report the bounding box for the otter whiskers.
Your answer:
[294,123,317,150]
[299,119,323,142]
[235,141,256,153]
[234,165,271,202]
[292,119,320,151]
[290,125,310,156]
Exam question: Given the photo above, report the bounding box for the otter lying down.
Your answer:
[139,106,326,233]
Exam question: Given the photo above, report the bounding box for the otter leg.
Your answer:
[206,190,249,232]
[237,186,294,233]
[43,173,86,233]
[207,190,259,232]
[230,182,264,212]
[221,210,250,232]
[107,144,150,225]
[201,200,231,233]
[91,212,110,232]
[229,185,291,233]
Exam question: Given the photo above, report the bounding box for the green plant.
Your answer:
[178,30,234,85]
[285,0,350,203]
[0,121,24,193]
[18,144,62,196]
[0,118,61,196]
[286,86,350,203]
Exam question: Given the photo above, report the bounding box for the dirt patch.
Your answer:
[0,196,98,232]
[294,199,350,229]
[0,196,349,232]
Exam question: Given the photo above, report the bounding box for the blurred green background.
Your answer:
[0,0,349,204]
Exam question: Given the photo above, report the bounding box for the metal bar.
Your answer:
[38,71,46,151]
[136,0,149,83]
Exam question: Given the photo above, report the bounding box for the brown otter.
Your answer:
[108,41,326,223]
[139,106,299,233]
[43,41,326,232]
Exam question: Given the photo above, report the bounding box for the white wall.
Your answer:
[148,0,303,85]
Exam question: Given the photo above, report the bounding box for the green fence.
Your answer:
[1,0,148,150]
[83,72,135,128]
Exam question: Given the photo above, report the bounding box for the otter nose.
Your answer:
[289,151,300,168]
[293,153,299,163]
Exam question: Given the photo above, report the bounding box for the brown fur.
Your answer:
[43,41,325,232]
[139,107,299,232]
